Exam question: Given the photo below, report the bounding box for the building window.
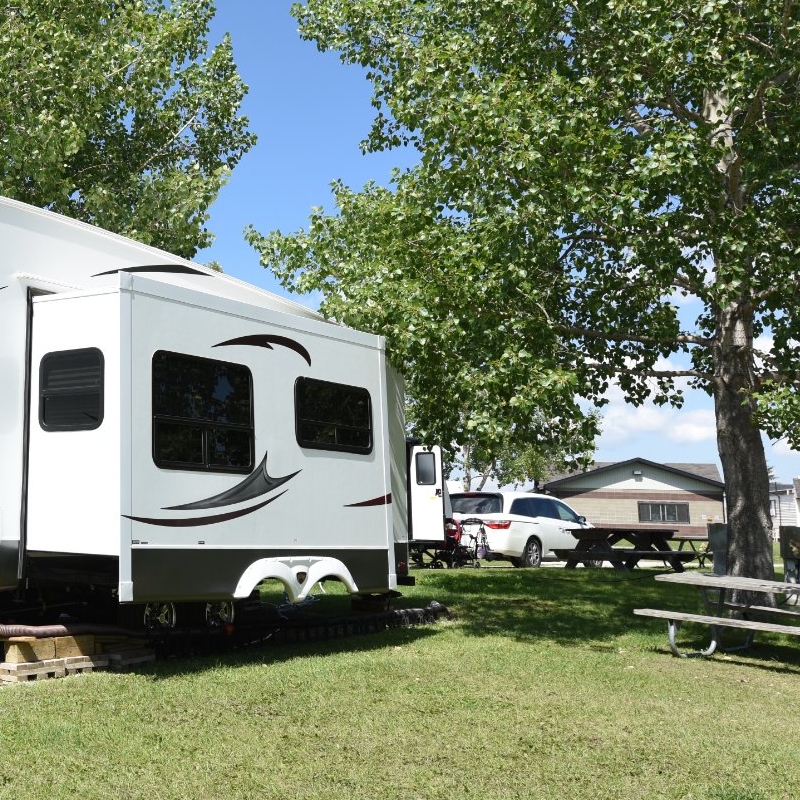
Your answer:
[638,502,690,524]
[39,348,104,431]
[152,351,253,473]
[295,378,372,454]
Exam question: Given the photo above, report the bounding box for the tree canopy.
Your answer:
[0,0,255,258]
[251,0,800,577]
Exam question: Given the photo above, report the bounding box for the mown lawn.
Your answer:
[0,563,798,800]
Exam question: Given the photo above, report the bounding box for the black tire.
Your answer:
[586,545,604,568]
[521,538,542,568]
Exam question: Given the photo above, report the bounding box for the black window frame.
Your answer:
[152,350,254,474]
[295,377,373,455]
[415,451,437,485]
[39,347,105,431]
[637,502,690,524]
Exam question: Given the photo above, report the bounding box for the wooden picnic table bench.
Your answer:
[556,527,693,572]
[634,571,800,657]
[553,548,696,570]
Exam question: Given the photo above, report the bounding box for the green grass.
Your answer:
[1,564,799,800]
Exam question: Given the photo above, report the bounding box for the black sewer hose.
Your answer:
[0,623,147,639]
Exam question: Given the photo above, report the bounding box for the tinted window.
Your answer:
[553,500,582,523]
[450,494,503,515]
[39,348,104,431]
[295,378,372,454]
[509,497,538,518]
[531,497,558,518]
[415,452,437,485]
[152,351,253,473]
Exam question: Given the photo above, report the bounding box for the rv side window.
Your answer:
[295,378,372,454]
[152,351,254,473]
[39,348,104,431]
[415,452,437,485]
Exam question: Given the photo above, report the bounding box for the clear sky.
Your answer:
[200,1,800,484]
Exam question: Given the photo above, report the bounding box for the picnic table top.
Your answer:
[656,571,800,594]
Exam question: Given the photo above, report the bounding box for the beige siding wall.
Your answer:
[556,489,725,537]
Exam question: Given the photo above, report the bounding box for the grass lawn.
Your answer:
[1,562,798,800]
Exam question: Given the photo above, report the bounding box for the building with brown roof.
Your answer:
[543,458,725,537]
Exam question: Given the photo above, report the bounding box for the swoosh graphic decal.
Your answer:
[345,493,392,508]
[92,264,209,277]
[164,451,300,511]
[125,493,285,527]
[213,334,312,367]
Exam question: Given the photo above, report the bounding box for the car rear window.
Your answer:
[450,493,503,515]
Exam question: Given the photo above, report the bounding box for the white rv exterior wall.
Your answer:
[126,275,390,545]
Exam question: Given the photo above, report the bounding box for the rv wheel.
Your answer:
[205,601,235,627]
[144,601,177,629]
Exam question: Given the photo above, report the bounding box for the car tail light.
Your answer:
[485,520,512,530]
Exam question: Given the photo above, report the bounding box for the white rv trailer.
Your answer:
[0,196,417,626]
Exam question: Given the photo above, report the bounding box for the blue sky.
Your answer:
[200,2,800,484]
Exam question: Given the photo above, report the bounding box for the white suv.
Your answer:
[450,491,591,567]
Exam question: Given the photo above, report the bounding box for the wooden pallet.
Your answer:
[0,633,156,682]
[0,654,110,683]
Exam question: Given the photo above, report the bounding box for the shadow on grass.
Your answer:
[406,564,669,646]
[405,564,800,668]
[142,595,446,679]
[137,565,800,677]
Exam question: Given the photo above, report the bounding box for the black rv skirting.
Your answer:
[130,547,392,602]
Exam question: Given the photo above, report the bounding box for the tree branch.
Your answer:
[557,323,711,348]
[589,361,714,381]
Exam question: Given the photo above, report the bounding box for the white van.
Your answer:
[450,491,591,566]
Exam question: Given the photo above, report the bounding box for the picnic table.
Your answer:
[635,571,800,657]
[553,527,696,572]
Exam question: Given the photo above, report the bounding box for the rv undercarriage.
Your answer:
[5,553,396,636]
[0,561,448,661]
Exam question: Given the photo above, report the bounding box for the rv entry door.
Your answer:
[407,444,449,542]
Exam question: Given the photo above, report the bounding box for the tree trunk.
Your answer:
[713,301,774,579]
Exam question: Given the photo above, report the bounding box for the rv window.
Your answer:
[39,348,104,431]
[152,351,254,473]
[415,452,437,485]
[295,378,372,454]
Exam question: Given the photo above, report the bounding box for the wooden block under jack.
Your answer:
[2,634,97,663]
[3,638,56,664]
[54,635,96,659]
